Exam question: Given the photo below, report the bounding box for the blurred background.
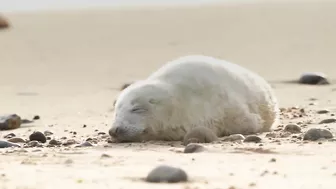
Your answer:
[0,0,336,112]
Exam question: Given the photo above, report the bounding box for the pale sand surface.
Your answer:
[1,1,336,188]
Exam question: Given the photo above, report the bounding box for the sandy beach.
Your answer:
[1,0,336,188]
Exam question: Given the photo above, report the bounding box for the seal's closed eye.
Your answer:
[131,107,147,113]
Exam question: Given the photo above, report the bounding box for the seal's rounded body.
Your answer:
[109,55,279,142]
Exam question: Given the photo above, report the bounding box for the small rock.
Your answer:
[4,133,16,139]
[269,158,276,162]
[0,140,20,148]
[303,128,333,141]
[184,143,205,153]
[26,141,40,147]
[317,110,329,114]
[7,137,26,143]
[101,153,111,158]
[0,15,9,29]
[29,131,47,143]
[222,134,245,142]
[298,72,329,85]
[62,139,77,146]
[33,115,40,120]
[244,135,262,143]
[64,159,74,164]
[183,126,218,146]
[319,118,336,124]
[145,165,188,183]
[44,130,53,136]
[0,114,21,130]
[75,141,93,148]
[49,139,62,146]
[284,124,301,133]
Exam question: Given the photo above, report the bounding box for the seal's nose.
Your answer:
[109,127,124,138]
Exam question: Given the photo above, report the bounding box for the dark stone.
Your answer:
[319,118,336,124]
[303,128,333,141]
[298,72,329,85]
[243,135,262,143]
[145,165,188,183]
[317,110,329,114]
[33,115,40,120]
[29,131,47,143]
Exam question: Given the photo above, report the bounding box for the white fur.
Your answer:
[110,55,279,142]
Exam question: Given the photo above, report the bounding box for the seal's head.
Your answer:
[109,81,173,142]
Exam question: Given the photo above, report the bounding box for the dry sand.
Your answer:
[1,0,336,188]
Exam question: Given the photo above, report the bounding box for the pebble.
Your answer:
[101,153,112,158]
[26,141,41,147]
[0,114,21,130]
[44,131,53,136]
[62,139,77,146]
[243,135,262,143]
[7,137,26,143]
[183,143,205,153]
[0,140,21,148]
[145,165,188,183]
[0,16,9,29]
[317,110,329,114]
[222,134,245,142]
[33,115,40,120]
[49,139,62,146]
[284,124,301,133]
[303,128,333,141]
[4,133,16,139]
[298,72,330,85]
[29,131,47,143]
[75,141,93,148]
[183,126,218,146]
[319,118,336,124]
